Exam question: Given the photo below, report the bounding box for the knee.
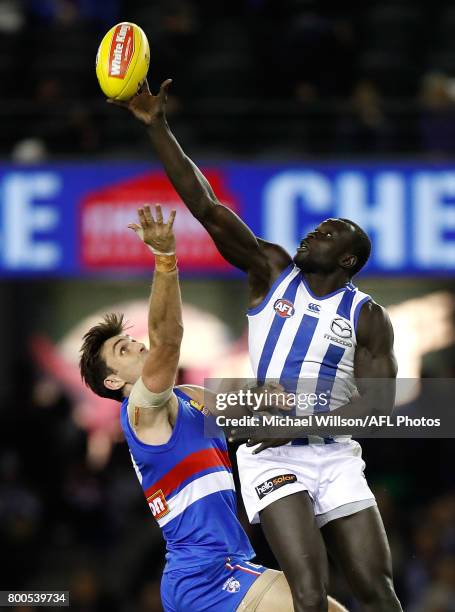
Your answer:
[282,554,328,612]
[290,582,328,612]
[358,575,401,610]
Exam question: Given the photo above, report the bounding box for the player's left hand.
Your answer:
[128,204,176,253]
[245,437,293,454]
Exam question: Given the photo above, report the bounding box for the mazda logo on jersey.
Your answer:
[330,317,352,339]
[274,299,295,318]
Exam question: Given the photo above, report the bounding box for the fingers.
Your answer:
[159,78,173,101]
[137,207,147,228]
[252,443,267,455]
[267,382,284,392]
[128,222,144,242]
[106,98,129,108]
[167,209,176,228]
[133,204,176,230]
[138,79,151,95]
[143,205,154,225]
[279,403,292,412]
[246,437,290,453]
[155,204,163,224]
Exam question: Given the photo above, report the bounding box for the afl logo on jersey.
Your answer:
[274,299,295,318]
[330,317,352,339]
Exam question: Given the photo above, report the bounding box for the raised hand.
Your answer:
[107,79,172,126]
[128,204,176,254]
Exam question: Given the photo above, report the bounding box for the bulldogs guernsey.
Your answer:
[248,264,371,418]
[120,387,254,573]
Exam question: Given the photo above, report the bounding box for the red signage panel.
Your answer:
[80,171,238,271]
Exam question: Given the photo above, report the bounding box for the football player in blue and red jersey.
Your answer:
[80,205,347,612]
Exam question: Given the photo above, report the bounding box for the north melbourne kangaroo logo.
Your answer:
[330,317,352,339]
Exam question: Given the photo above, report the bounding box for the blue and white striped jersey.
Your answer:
[248,264,371,415]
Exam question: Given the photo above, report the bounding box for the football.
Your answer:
[96,22,150,101]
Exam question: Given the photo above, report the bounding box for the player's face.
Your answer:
[101,334,149,385]
[293,219,356,273]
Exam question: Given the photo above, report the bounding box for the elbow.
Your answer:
[191,194,217,223]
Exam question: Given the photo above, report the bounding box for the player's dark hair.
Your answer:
[340,218,372,277]
[79,313,126,402]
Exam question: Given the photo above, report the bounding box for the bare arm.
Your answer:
[126,206,182,431]
[177,383,288,419]
[108,81,292,304]
[142,268,182,394]
[317,300,397,422]
[352,300,397,410]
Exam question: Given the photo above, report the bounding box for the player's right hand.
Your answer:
[107,79,172,126]
[128,204,176,253]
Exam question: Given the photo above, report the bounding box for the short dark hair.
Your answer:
[79,313,126,402]
[340,218,372,277]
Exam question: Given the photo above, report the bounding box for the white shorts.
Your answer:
[237,439,376,527]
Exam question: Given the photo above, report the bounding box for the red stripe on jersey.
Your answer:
[225,562,262,576]
[145,448,231,499]
[235,564,262,576]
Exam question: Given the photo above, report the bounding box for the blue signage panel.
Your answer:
[1,162,455,276]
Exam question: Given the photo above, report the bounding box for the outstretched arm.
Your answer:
[129,205,182,392]
[108,81,291,303]
[126,205,182,426]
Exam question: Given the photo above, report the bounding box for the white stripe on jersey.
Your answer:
[157,470,235,528]
[129,450,143,485]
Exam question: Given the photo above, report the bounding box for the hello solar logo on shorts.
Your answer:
[274,299,295,318]
[255,474,297,499]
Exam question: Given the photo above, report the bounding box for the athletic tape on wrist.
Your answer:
[155,253,178,272]
[146,244,175,256]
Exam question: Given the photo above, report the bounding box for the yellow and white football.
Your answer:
[96,22,150,101]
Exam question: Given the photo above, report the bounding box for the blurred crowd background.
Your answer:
[4,0,455,158]
[1,1,455,611]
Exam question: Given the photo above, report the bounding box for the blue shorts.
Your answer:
[161,557,268,612]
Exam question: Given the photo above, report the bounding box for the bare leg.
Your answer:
[321,506,402,611]
[238,569,349,612]
[259,492,329,612]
